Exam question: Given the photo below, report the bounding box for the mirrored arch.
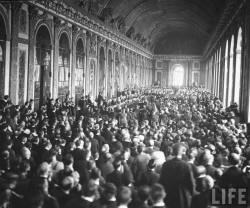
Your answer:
[58,32,70,101]
[75,38,85,101]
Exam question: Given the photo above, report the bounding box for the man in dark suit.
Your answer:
[218,153,248,208]
[160,143,195,208]
[219,153,247,188]
[101,123,113,145]
[136,159,159,186]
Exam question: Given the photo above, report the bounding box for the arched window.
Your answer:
[215,51,218,96]
[75,38,85,101]
[99,47,105,93]
[227,35,234,106]
[234,28,242,105]
[114,52,120,95]
[213,53,217,95]
[35,25,51,108]
[58,33,70,100]
[223,40,229,106]
[0,13,6,99]
[107,50,112,98]
[205,62,209,89]
[173,65,184,87]
[217,48,221,98]
[209,57,213,91]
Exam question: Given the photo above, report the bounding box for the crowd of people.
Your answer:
[0,87,249,208]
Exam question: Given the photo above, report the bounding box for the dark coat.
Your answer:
[136,169,159,186]
[107,169,123,187]
[219,166,247,188]
[64,195,93,208]
[160,158,195,208]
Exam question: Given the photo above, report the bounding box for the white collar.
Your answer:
[109,196,116,202]
[81,195,95,202]
[118,205,128,208]
[153,201,165,207]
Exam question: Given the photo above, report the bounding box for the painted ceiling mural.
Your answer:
[66,0,227,54]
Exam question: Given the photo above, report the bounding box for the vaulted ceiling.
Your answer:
[71,0,227,54]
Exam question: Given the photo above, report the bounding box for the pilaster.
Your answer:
[9,2,22,104]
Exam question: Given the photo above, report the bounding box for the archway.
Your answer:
[107,49,112,98]
[234,28,242,105]
[89,59,96,98]
[214,52,218,95]
[217,48,221,97]
[58,33,70,101]
[223,40,229,106]
[114,52,120,96]
[34,25,51,108]
[0,13,6,99]
[99,47,105,94]
[227,35,234,106]
[132,57,136,88]
[172,64,184,87]
[75,38,85,102]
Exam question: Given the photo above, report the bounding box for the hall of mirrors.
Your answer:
[0,0,250,122]
[1,1,250,208]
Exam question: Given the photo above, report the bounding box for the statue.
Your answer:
[79,0,100,16]
[126,27,135,39]
[113,15,126,34]
[100,7,113,24]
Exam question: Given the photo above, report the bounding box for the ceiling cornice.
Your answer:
[28,0,153,58]
[203,0,245,59]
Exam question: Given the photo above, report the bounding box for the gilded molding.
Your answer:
[28,0,153,59]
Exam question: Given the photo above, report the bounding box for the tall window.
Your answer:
[209,58,213,91]
[227,35,234,107]
[58,33,70,100]
[99,47,105,93]
[75,38,85,101]
[223,41,229,106]
[107,50,112,98]
[213,54,217,95]
[234,28,242,105]
[217,48,221,98]
[0,14,6,99]
[34,25,51,108]
[173,65,184,87]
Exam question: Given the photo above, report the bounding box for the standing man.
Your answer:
[160,143,195,208]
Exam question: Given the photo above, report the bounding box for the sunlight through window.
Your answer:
[173,65,184,87]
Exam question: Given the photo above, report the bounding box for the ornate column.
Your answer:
[128,50,132,89]
[9,2,22,104]
[104,39,109,98]
[53,17,61,99]
[71,25,79,100]
[120,46,125,91]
